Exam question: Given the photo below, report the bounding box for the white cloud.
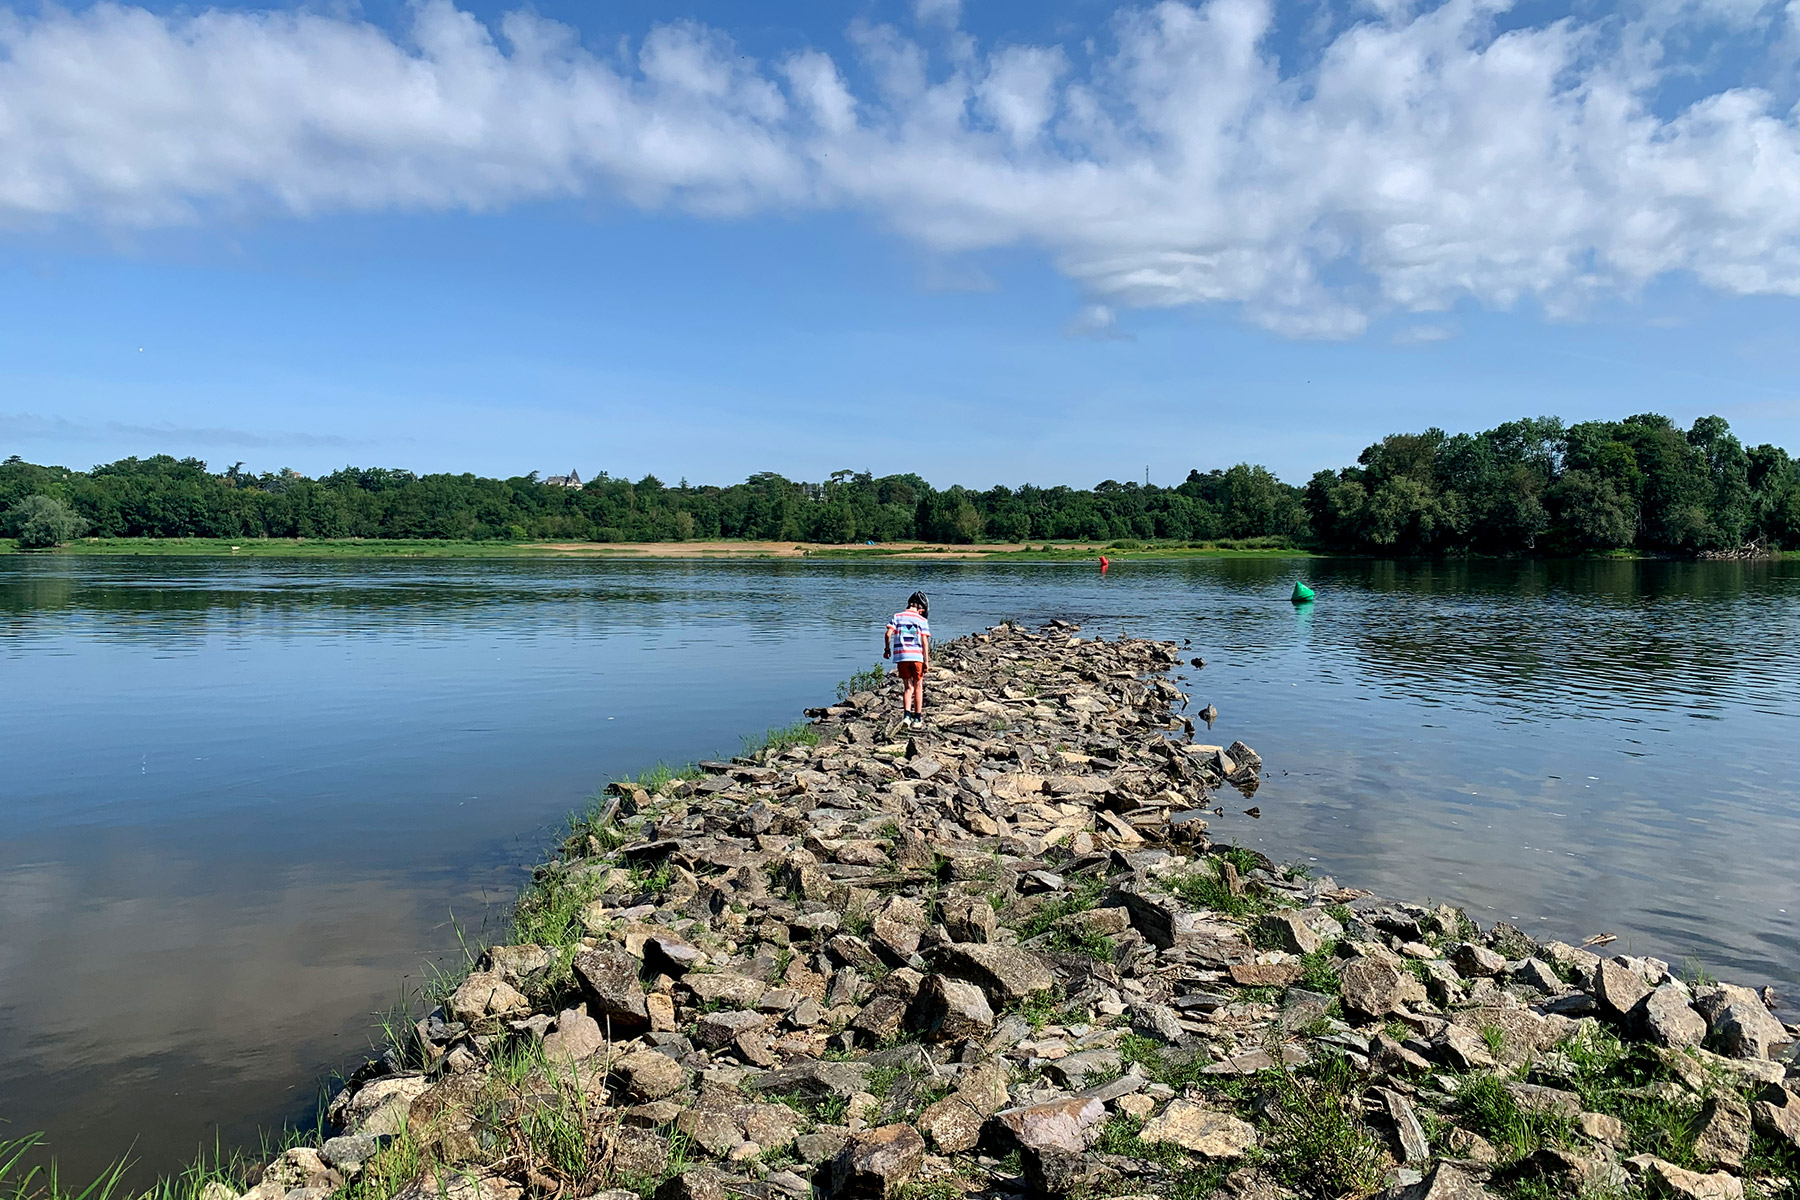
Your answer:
[1064,303,1135,340]
[914,0,964,28]
[1392,323,1456,345]
[4,0,1800,336]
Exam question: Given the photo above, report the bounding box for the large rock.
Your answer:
[694,1009,767,1049]
[822,1124,926,1199]
[330,1075,431,1137]
[1451,942,1506,978]
[1592,958,1654,1019]
[653,1170,728,1200]
[1626,1155,1744,1199]
[613,1049,689,1102]
[1372,1163,1490,1199]
[936,943,1054,1006]
[1137,1100,1257,1159]
[1633,987,1708,1049]
[542,1006,605,1061]
[747,1060,871,1103]
[1695,985,1791,1060]
[870,896,927,962]
[1372,1087,1430,1164]
[917,1095,984,1153]
[1257,911,1322,955]
[1340,959,1427,1017]
[1751,1084,1800,1152]
[446,971,529,1024]
[993,1095,1108,1153]
[940,896,996,944]
[574,948,650,1035]
[1691,1093,1751,1170]
[684,973,766,1009]
[907,974,994,1042]
[953,1060,1011,1116]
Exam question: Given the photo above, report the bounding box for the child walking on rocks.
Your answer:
[884,592,931,729]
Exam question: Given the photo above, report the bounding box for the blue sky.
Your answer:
[3,0,1799,487]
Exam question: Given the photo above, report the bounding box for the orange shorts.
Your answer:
[895,660,925,681]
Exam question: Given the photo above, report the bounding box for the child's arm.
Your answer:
[884,623,894,659]
[921,631,930,671]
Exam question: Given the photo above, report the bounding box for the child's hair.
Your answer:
[907,591,929,617]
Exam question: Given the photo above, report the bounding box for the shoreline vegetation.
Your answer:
[6,411,1800,559]
[3,535,1791,561]
[0,535,1317,559]
[10,621,1799,1200]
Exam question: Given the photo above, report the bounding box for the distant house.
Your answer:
[545,469,583,489]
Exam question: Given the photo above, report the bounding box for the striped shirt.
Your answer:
[887,610,930,662]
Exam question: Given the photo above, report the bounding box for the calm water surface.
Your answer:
[2,556,1798,1185]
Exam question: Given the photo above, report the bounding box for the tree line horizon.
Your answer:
[4,411,1798,555]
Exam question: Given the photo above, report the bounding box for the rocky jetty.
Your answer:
[225,622,1799,1200]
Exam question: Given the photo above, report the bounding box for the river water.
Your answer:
[3,555,1798,1185]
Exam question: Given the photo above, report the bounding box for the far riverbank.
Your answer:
[0,536,1313,559]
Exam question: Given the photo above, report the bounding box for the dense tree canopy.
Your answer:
[4,412,1796,554]
[1303,414,1798,554]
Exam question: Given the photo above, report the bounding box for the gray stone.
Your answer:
[684,972,767,1009]
[940,896,996,944]
[1138,1099,1257,1158]
[1592,958,1653,1020]
[542,1006,605,1061]
[1128,1001,1185,1043]
[319,1135,378,1171]
[603,1128,670,1179]
[1691,1092,1751,1170]
[917,1095,984,1153]
[1258,911,1322,955]
[747,1060,871,1103]
[446,971,529,1024]
[1578,1111,1628,1147]
[1504,1082,1581,1118]
[742,1104,802,1152]
[796,1129,850,1164]
[1340,959,1428,1018]
[994,1095,1108,1153]
[653,1169,729,1200]
[907,974,994,1042]
[1046,1048,1122,1089]
[1751,1084,1800,1152]
[823,1124,926,1199]
[1633,986,1708,1049]
[693,1009,766,1049]
[333,1075,431,1137]
[573,948,650,1034]
[1431,1024,1497,1072]
[1625,1155,1744,1199]
[1372,1087,1430,1164]
[614,1049,688,1101]
[1372,1163,1490,1199]
[1451,942,1506,978]
[936,943,1055,1006]
[1695,985,1791,1060]
[1508,957,1565,994]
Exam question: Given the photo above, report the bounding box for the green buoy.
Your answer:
[1291,581,1315,604]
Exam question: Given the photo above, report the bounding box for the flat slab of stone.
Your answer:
[1137,1099,1257,1158]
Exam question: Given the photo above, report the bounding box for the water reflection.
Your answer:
[0,555,1796,1189]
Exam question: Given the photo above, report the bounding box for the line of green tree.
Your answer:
[4,412,1797,554]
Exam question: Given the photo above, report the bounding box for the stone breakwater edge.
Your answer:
[89,621,1800,1200]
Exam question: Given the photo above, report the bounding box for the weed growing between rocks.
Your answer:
[1259,1056,1390,1199]
[836,664,887,701]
